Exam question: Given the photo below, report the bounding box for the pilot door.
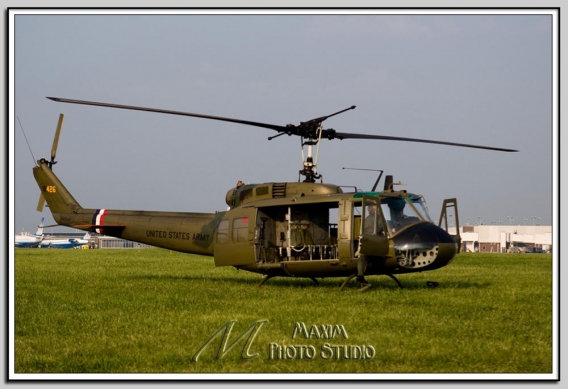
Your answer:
[358,196,389,257]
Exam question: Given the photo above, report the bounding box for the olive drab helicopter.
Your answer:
[33,97,517,290]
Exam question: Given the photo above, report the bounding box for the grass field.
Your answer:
[13,248,554,376]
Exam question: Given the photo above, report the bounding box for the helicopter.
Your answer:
[32,97,517,290]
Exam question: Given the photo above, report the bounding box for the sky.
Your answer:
[10,9,556,234]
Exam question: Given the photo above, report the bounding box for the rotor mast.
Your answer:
[299,122,325,182]
[288,105,356,183]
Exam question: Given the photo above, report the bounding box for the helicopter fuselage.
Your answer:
[31,96,516,287]
[33,160,458,281]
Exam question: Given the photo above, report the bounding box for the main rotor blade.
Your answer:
[47,97,289,132]
[46,97,517,152]
[51,113,64,161]
[332,132,518,152]
[305,105,356,125]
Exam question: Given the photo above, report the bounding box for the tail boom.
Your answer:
[33,159,217,255]
[70,208,217,255]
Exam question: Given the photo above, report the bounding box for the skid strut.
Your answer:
[339,274,357,291]
[257,274,274,287]
[386,274,403,289]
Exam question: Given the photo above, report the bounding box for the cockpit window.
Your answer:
[380,194,431,234]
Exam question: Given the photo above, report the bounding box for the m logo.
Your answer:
[191,319,268,362]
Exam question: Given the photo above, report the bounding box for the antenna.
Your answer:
[342,168,384,191]
[17,116,37,166]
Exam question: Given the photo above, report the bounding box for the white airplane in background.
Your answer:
[40,232,91,249]
[15,218,44,248]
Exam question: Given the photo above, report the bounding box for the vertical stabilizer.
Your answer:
[33,160,82,214]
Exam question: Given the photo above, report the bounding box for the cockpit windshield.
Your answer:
[408,194,432,222]
[380,194,432,234]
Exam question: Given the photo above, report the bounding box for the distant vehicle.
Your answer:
[15,218,44,248]
[510,245,543,254]
[525,246,543,254]
[40,232,91,249]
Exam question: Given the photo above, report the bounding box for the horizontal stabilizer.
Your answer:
[42,223,62,229]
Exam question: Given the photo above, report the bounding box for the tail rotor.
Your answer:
[37,113,64,212]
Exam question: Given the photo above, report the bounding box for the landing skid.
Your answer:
[339,274,403,291]
[257,275,320,287]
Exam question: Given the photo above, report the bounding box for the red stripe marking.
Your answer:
[99,209,108,234]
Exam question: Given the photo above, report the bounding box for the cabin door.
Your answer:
[213,208,257,267]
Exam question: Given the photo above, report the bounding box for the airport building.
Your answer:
[96,236,153,249]
[448,225,552,253]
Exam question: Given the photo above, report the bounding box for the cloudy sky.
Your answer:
[10,9,556,233]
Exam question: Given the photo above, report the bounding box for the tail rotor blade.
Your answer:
[51,113,64,162]
[39,113,64,211]
[37,193,45,212]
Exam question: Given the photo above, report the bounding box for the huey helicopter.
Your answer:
[33,97,517,290]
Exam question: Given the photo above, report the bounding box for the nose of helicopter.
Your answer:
[392,222,458,270]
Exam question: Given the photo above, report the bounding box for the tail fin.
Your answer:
[33,159,82,214]
[35,217,45,236]
[82,232,91,240]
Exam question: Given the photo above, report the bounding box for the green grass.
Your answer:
[13,249,554,375]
